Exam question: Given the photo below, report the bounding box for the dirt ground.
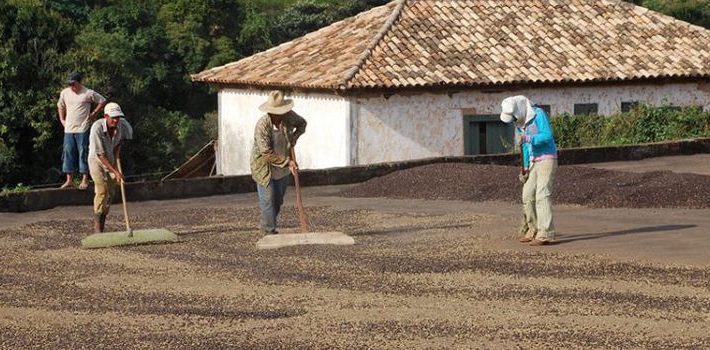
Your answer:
[1,161,710,349]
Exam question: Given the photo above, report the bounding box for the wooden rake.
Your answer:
[290,147,311,232]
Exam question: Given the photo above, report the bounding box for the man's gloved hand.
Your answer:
[518,172,529,184]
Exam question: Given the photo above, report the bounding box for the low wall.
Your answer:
[3,138,709,212]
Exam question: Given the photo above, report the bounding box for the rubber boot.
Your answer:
[99,213,107,232]
[93,214,103,233]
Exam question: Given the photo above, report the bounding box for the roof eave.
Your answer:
[193,74,710,94]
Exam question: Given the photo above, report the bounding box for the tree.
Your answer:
[158,0,243,72]
[237,3,273,55]
[270,0,390,45]
[623,0,710,28]
[2,0,705,188]
[42,0,108,21]
[67,0,208,176]
[641,0,710,28]
[0,0,77,185]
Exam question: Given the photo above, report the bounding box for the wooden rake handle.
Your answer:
[116,158,132,236]
[290,147,310,232]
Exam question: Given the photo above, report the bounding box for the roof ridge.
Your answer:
[340,0,408,89]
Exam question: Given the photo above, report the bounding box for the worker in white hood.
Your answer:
[500,96,558,246]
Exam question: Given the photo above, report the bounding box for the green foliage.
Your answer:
[0,0,77,185]
[2,0,706,188]
[203,111,219,141]
[238,4,273,55]
[270,0,388,44]
[551,105,710,149]
[1,0,393,188]
[244,0,341,14]
[0,137,15,185]
[43,0,106,21]
[641,0,710,28]
[159,0,244,72]
[271,0,340,44]
[124,107,207,175]
[1,182,31,195]
[63,1,217,180]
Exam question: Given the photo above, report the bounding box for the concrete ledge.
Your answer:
[0,175,256,213]
[2,138,709,212]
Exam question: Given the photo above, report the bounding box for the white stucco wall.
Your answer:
[355,82,710,164]
[218,89,350,175]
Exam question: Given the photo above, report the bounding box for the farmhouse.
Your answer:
[192,0,710,176]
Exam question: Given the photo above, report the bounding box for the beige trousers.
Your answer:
[521,158,557,241]
[89,162,116,215]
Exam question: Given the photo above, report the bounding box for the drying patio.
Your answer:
[1,159,709,349]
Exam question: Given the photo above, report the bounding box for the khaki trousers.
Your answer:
[521,159,557,241]
[89,162,116,215]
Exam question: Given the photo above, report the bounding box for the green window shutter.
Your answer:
[621,101,639,113]
[574,103,598,115]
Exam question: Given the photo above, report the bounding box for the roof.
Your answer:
[192,0,710,91]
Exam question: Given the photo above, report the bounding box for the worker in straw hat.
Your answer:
[500,95,558,246]
[88,102,133,233]
[251,90,307,235]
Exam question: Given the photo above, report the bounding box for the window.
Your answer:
[574,103,598,115]
[621,101,639,113]
[536,104,551,115]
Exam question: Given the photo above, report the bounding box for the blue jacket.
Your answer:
[519,107,557,170]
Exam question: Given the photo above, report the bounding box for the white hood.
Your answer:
[499,95,536,126]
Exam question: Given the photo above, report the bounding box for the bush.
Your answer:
[0,137,15,185]
[1,182,31,195]
[124,107,208,176]
[551,105,710,148]
[203,111,219,141]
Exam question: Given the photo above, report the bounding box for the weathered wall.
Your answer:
[355,82,710,164]
[218,89,351,175]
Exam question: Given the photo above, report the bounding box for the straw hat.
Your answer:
[259,90,294,115]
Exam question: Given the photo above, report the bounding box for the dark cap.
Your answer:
[66,72,83,84]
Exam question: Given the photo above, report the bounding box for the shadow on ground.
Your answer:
[556,224,696,244]
[353,224,471,237]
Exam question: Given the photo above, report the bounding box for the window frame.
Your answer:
[573,103,598,115]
